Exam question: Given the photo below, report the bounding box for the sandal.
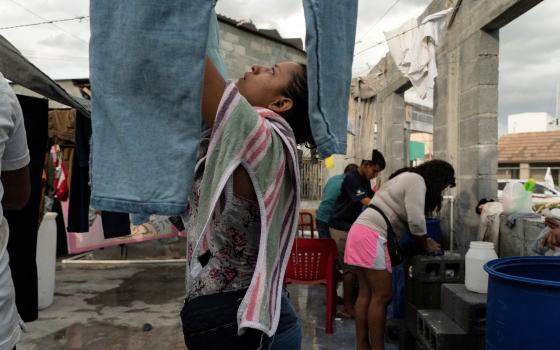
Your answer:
[336,310,354,319]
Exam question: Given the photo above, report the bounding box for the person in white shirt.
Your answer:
[0,72,31,350]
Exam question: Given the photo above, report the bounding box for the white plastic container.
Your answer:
[465,241,498,294]
[36,212,58,309]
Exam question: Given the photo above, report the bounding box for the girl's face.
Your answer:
[236,61,302,112]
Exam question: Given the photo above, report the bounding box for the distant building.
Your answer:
[406,101,433,134]
[507,112,560,134]
[406,102,433,164]
[498,130,560,184]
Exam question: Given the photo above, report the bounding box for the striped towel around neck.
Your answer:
[189,81,300,336]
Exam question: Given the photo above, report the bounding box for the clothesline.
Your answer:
[355,0,403,46]
[354,23,420,58]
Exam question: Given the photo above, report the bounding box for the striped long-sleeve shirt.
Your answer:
[187,82,300,336]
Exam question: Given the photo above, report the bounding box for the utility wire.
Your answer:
[4,0,88,44]
[355,0,402,46]
[7,0,89,44]
[352,23,422,76]
[354,23,419,58]
[0,15,89,31]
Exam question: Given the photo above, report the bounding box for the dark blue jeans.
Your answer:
[263,293,302,349]
[181,291,301,350]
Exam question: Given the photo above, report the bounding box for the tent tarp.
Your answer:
[0,35,90,116]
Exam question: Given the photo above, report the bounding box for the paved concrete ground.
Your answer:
[18,264,398,350]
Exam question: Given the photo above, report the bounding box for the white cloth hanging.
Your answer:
[384,18,418,76]
[545,167,555,189]
[384,7,453,99]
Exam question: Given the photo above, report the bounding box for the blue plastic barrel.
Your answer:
[484,256,560,350]
[390,218,443,319]
[399,217,442,253]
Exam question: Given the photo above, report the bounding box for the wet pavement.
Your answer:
[18,264,397,349]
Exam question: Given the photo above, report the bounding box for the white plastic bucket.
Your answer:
[36,212,58,309]
[465,241,498,293]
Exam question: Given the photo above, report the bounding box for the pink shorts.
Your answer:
[344,223,392,273]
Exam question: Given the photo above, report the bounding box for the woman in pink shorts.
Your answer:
[344,160,455,350]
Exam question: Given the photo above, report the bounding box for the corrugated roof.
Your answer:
[498,130,560,163]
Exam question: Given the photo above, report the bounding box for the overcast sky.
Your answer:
[0,0,558,135]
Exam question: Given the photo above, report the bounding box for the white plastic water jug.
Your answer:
[465,241,498,294]
[36,212,58,309]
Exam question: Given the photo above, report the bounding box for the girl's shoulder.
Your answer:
[394,171,424,184]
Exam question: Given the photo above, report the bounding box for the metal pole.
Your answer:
[444,195,455,253]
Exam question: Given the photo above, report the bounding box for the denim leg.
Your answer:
[89,0,214,216]
[303,0,358,157]
[207,7,228,79]
[130,214,150,226]
[316,219,331,238]
[181,293,264,350]
[264,294,302,350]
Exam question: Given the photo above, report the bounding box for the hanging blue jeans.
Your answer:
[89,0,357,216]
[90,0,214,216]
[127,6,226,225]
[303,0,358,157]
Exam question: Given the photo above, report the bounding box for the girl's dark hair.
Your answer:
[344,163,358,173]
[280,63,315,146]
[389,159,456,215]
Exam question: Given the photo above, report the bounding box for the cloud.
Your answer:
[216,0,304,38]
[0,0,89,78]
[498,0,560,135]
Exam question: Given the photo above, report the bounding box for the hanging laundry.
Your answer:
[304,0,359,157]
[384,7,453,99]
[50,145,69,202]
[88,2,358,218]
[89,0,215,217]
[384,18,418,76]
[545,167,555,189]
[48,109,75,144]
[67,111,93,232]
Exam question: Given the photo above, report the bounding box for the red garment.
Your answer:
[51,145,69,201]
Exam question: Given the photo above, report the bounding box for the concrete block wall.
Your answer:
[434,28,501,252]
[498,216,544,257]
[217,22,306,80]
[383,92,407,177]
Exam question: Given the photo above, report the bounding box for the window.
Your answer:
[533,184,546,194]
